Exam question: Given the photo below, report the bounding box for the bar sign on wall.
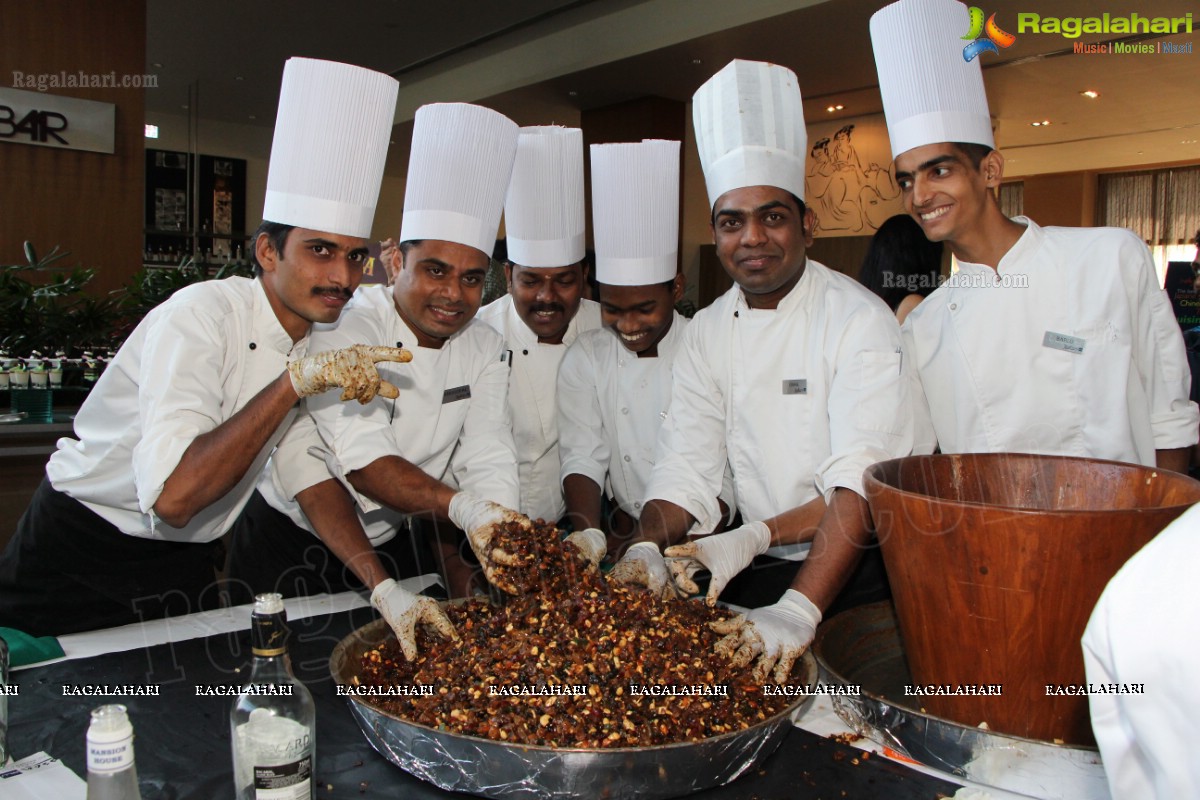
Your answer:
[0,87,115,154]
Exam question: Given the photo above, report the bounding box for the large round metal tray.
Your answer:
[330,615,817,800]
[812,601,1109,800]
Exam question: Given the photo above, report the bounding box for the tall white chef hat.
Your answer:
[871,0,994,159]
[692,59,807,210]
[262,58,398,239]
[590,140,680,286]
[399,103,519,257]
[504,126,586,268]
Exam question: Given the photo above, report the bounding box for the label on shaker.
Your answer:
[253,755,312,799]
[87,733,134,773]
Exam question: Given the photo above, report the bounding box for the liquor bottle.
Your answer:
[231,594,315,800]
[86,704,142,800]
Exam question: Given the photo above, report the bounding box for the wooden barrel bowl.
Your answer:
[863,452,1200,745]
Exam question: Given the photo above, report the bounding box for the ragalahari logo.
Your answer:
[962,7,1017,61]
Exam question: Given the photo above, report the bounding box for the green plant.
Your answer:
[1,242,255,358]
[0,242,122,357]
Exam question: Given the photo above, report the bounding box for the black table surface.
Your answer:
[10,606,958,799]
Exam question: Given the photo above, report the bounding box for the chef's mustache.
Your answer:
[312,286,353,300]
[528,303,564,315]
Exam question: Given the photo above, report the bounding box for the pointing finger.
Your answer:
[376,380,400,400]
[362,345,413,364]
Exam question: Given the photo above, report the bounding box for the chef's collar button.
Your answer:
[949,303,958,311]
[623,455,631,462]
[396,342,403,349]
[248,342,257,350]
[522,349,529,356]
[621,407,629,415]
[634,501,641,509]
[734,310,740,318]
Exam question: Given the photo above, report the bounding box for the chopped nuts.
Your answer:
[353,520,803,748]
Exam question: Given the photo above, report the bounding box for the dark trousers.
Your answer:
[718,543,892,620]
[225,490,438,606]
[0,478,224,637]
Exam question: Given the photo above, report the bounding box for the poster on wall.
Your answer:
[804,114,904,237]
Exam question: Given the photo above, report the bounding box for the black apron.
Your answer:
[0,478,224,637]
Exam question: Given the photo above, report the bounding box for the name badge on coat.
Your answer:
[782,379,807,395]
[443,385,471,404]
[1043,331,1085,355]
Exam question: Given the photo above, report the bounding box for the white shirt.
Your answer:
[1082,502,1200,799]
[260,285,519,544]
[476,294,602,522]
[559,312,722,521]
[644,260,913,550]
[46,277,306,542]
[903,217,1199,465]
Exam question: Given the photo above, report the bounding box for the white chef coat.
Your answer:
[259,284,519,544]
[1082,502,1200,799]
[644,260,913,549]
[46,277,306,543]
[476,293,602,522]
[903,217,1198,465]
[558,311,732,523]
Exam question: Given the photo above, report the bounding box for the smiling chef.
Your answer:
[870,0,1198,470]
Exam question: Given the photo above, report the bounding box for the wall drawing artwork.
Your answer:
[805,115,905,236]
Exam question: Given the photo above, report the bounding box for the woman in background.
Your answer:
[858,213,944,324]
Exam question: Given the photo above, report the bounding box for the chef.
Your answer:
[231,103,531,636]
[613,60,913,683]
[558,139,727,557]
[871,0,1198,469]
[477,126,602,525]
[0,58,404,636]
[1082,503,1200,798]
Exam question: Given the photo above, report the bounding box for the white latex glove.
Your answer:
[710,589,821,684]
[609,542,678,599]
[664,521,770,605]
[563,528,606,568]
[370,578,457,660]
[288,344,412,403]
[447,492,531,593]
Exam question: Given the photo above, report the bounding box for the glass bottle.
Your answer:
[230,593,315,800]
[86,704,142,800]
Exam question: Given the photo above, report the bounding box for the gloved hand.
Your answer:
[709,589,821,684]
[447,492,531,593]
[370,578,457,660]
[664,521,770,605]
[288,344,412,403]
[609,542,678,599]
[563,528,606,569]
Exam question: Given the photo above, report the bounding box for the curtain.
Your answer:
[1100,165,1200,246]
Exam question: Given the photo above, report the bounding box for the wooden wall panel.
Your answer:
[0,0,146,296]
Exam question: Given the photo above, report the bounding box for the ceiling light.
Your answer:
[1030,120,1051,127]
[235,76,244,81]
[826,104,844,113]
[1183,140,1198,145]
[152,62,163,69]
[568,90,578,97]
[1080,90,1099,99]
[248,114,256,120]
[144,124,159,139]
[692,59,702,65]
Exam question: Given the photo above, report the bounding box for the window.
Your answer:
[1099,166,1200,284]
